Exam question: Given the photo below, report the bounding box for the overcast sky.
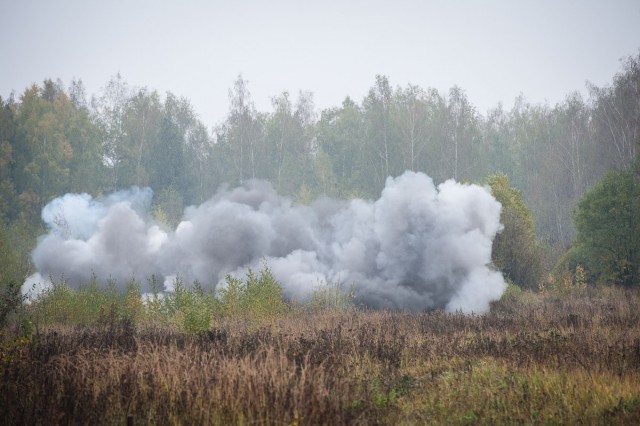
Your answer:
[1,0,639,129]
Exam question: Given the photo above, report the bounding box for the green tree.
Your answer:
[11,81,82,222]
[164,92,208,204]
[262,91,317,196]
[362,75,400,190]
[0,96,18,221]
[444,86,481,181]
[93,73,132,190]
[216,75,264,186]
[152,186,184,229]
[394,84,429,172]
[316,97,366,197]
[293,90,318,193]
[481,104,516,179]
[571,167,640,286]
[185,121,214,203]
[414,88,449,183]
[487,174,544,290]
[149,116,185,191]
[265,91,301,193]
[65,79,105,194]
[126,88,164,188]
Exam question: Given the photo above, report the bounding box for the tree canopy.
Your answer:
[572,166,640,286]
[1,52,640,292]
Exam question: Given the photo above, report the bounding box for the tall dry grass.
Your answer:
[1,286,640,424]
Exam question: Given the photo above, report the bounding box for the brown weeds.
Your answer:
[2,287,640,424]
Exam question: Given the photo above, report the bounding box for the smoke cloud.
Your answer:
[24,171,506,313]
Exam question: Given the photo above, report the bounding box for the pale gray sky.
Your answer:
[1,0,639,129]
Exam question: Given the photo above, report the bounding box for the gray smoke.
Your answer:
[23,171,506,313]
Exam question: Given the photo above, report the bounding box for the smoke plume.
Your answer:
[24,171,506,313]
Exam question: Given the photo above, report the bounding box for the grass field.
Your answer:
[1,283,640,425]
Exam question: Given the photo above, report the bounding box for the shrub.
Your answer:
[29,275,132,327]
[571,168,640,286]
[542,264,588,296]
[217,264,288,323]
[217,275,246,319]
[242,266,287,321]
[145,276,215,334]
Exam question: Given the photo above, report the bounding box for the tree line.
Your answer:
[1,52,639,292]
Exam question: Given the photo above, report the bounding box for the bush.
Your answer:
[572,168,640,286]
[543,264,588,296]
[29,275,131,327]
[144,277,215,333]
[217,264,288,323]
[26,265,289,333]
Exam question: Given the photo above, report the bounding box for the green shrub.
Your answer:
[217,275,245,319]
[30,275,132,327]
[145,276,215,334]
[217,264,288,323]
[23,264,289,332]
[572,168,640,286]
[243,266,287,321]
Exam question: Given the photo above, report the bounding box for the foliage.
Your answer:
[2,53,640,265]
[486,173,544,290]
[571,167,640,286]
[1,52,640,317]
[543,264,588,296]
[316,97,366,197]
[0,329,29,367]
[29,275,130,327]
[217,265,287,323]
[155,277,214,334]
[25,266,286,333]
[3,48,640,425]
[243,266,287,320]
[0,237,22,325]
[0,221,33,325]
[152,186,184,228]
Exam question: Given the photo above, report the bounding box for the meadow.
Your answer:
[1,273,640,425]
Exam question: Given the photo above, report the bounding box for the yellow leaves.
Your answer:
[0,329,30,367]
[542,264,587,295]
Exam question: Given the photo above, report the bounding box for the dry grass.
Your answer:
[2,286,640,424]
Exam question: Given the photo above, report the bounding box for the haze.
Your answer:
[1,0,639,129]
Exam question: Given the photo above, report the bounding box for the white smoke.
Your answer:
[23,171,506,313]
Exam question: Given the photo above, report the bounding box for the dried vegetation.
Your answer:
[2,286,640,424]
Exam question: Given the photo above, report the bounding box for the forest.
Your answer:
[1,52,639,290]
[0,51,639,424]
